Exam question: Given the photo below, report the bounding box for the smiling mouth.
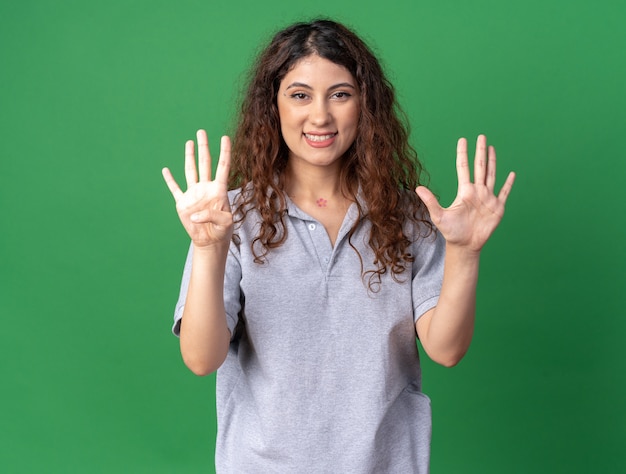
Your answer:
[304,133,337,142]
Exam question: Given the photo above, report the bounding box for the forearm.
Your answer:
[419,244,480,367]
[179,243,231,375]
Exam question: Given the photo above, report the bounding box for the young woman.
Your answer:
[162,19,515,473]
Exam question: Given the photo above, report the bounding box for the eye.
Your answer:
[290,92,309,100]
[331,91,352,100]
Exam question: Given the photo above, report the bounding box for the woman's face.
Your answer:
[277,54,360,172]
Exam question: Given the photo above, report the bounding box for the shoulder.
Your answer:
[228,187,245,206]
[228,185,259,220]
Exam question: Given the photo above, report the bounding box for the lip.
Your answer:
[303,132,338,148]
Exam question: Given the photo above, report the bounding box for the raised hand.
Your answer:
[416,135,515,253]
[162,130,233,249]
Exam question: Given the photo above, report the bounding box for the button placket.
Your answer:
[305,219,334,276]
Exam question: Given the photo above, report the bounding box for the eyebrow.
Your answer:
[285,82,357,91]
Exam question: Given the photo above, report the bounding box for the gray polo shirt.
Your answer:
[173,189,445,473]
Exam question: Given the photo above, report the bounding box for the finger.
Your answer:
[473,135,487,185]
[162,167,183,200]
[190,208,233,228]
[456,138,470,186]
[184,139,198,189]
[486,145,497,191]
[197,129,211,182]
[497,171,516,203]
[214,136,231,187]
[416,186,443,223]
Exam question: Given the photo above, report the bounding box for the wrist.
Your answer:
[440,244,481,295]
[192,240,230,260]
[444,243,481,265]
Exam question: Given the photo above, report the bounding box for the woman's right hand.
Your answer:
[162,130,233,249]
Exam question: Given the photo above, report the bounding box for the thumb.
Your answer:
[415,186,442,222]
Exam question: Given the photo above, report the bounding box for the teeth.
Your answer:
[305,133,336,142]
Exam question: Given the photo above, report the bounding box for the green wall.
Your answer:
[1,0,624,472]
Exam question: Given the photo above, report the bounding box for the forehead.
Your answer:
[281,54,356,87]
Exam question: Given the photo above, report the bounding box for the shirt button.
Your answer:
[308,223,316,231]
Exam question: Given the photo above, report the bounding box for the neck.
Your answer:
[283,160,344,201]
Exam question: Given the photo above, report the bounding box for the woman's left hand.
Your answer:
[416,135,516,253]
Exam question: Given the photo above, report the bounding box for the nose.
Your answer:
[309,98,331,126]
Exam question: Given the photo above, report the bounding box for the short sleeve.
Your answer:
[411,228,445,322]
[171,242,243,338]
[172,244,193,336]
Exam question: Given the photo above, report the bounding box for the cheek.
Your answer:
[278,106,300,131]
[344,103,360,126]
[346,108,360,134]
[353,105,361,126]
[277,101,286,127]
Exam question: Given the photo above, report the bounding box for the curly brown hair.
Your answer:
[230,19,434,287]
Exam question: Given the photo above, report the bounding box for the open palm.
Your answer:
[162,130,233,248]
[416,135,515,253]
